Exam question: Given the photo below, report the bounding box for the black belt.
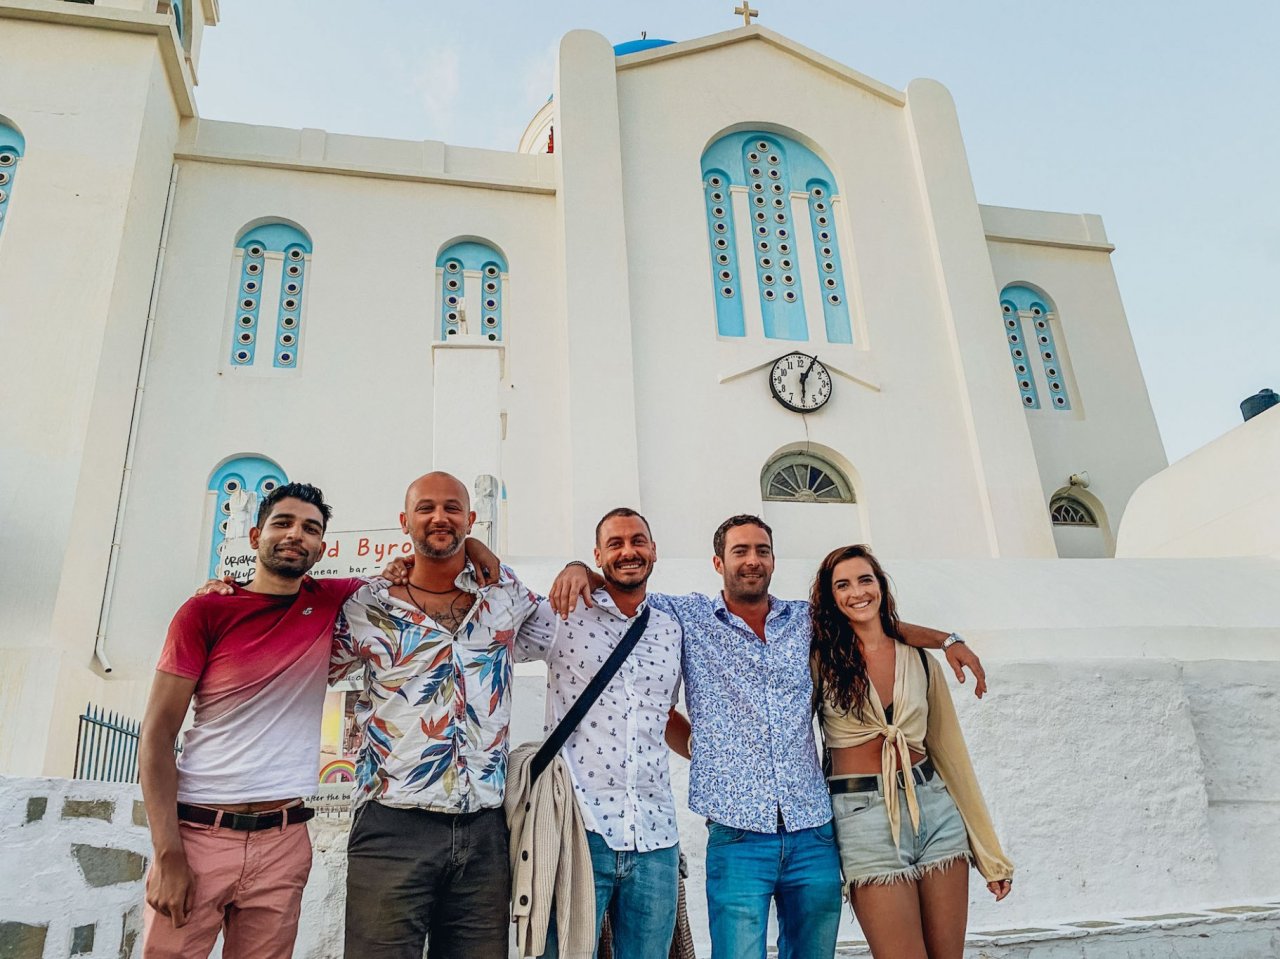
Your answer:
[177,802,315,832]
[828,758,936,795]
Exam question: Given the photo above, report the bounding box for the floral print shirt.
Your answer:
[648,591,831,833]
[330,564,538,811]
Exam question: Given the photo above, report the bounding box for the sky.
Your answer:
[195,1,1280,463]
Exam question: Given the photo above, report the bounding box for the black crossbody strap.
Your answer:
[530,606,651,782]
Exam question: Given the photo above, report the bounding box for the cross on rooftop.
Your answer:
[734,3,759,26]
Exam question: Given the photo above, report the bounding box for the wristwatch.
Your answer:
[941,633,965,650]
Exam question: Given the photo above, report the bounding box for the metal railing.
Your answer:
[73,704,141,782]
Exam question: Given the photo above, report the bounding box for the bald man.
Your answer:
[328,471,541,959]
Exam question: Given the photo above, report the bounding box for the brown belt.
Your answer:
[177,802,314,832]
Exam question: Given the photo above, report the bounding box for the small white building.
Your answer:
[0,3,1276,954]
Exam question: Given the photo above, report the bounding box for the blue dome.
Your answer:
[613,38,675,56]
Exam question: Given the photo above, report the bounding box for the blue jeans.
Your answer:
[543,831,680,959]
[704,819,843,959]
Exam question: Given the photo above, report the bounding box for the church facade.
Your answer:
[3,3,1279,949]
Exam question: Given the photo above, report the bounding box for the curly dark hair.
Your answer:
[809,544,902,716]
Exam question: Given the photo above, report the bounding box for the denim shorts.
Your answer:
[830,770,972,889]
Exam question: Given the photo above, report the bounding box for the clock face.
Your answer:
[769,352,832,413]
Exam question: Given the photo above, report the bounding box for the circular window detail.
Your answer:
[1047,366,1058,377]
[768,168,781,180]
[754,195,767,207]
[713,206,726,218]
[1006,318,1018,330]
[757,226,769,237]
[223,478,241,493]
[283,298,298,311]
[763,288,776,301]
[719,269,732,281]
[714,221,729,234]
[749,166,762,178]
[286,264,302,277]
[445,261,461,273]
[755,211,767,222]
[238,331,254,345]
[446,278,460,291]
[814,201,827,212]
[0,172,9,187]
[824,277,838,289]
[752,182,765,193]
[485,265,499,278]
[783,290,797,302]
[828,293,842,306]
[243,280,259,294]
[1023,395,1035,407]
[1049,381,1062,392]
[818,231,831,242]
[246,262,262,276]
[762,273,776,285]
[780,258,793,269]
[446,328,458,336]
[811,186,825,198]
[1039,335,1050,345]
[717,254,730,265]
[747,151,760,162]
[778,243,791,255]
[768,154,780,165]
[776,228,789,239]
[238,314,254,328]
[1055,396,1067,406]
[772,197,785,209]
[820,246,833,258]
[782,274,795,285]
[221,500,233,514]
[446,295,459,307]
[484,315,498,328]
[1010,333,1021,344]
[760,257,773,269]
[711,191,724,202]
[758,240,770,251]
[1013,347,1025,358]
[721,286,735,298]
[771,182,785,194]
[1002,304,1013,314]
[822,261,836,273]
[220,520,229,534]
[484,281,498,294]
[234,350,250,363]
[288,248,304,261]
[281,315,298,329]
[756,140,769,151]
[247,245,264,258]
[763,453,855,504]
[816,215,829,227]
[285,282,301,296]
[487,332,498,342]
[260,479,278,493]
[708,175,723,188]
[241,298,257,311]
[0,153,14,167]
[1032,306,1043,316]
[715,237,729,250]
[280,332,296,347]
[278,352,293,364]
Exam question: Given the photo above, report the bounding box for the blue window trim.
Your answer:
[0,122,26,245]
[207,457,287,579]
[702,168,744,337]
[1001,284,1070,411]
[437,241,507,341]
[231,222,312,370]
[700,131,853,343]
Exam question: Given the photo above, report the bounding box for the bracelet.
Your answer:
[563,560,590,572]
[941,632,965,650]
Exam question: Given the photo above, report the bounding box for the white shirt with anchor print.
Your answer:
[516,589,683,852]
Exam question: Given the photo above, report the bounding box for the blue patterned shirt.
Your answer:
[648,591,830,833]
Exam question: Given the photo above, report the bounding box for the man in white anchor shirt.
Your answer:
[515,507,683,959]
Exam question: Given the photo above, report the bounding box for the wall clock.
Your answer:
[769,352,832,413]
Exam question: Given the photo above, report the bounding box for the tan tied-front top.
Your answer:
[816,644,1014,883]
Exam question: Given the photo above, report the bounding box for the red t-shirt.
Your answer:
[158,576,362,804]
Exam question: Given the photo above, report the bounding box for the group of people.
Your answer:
[139,470,1012,959]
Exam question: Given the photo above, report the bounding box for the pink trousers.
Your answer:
[143,819,313,959]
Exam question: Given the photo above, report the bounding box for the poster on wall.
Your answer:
[216,528,414,581]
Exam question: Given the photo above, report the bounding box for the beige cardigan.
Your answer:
[505,742,597,959]
[817,645,1014,883]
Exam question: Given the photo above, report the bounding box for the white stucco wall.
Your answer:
[1116,405,1280,558]
[982,205,1168,557]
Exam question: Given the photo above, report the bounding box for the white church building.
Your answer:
[1,1,1278,956]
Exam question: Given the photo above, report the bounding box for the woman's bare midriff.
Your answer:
[830,737,927,777]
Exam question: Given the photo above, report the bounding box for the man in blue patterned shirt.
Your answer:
[554,514,983,959]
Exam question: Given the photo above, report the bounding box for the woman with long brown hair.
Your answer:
[810,545,1012,959]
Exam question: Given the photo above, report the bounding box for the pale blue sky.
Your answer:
[197,1,1279,462]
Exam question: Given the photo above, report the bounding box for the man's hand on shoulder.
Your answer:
[194,576,236,597]
[944,640,987,699]
[549,562,601,620]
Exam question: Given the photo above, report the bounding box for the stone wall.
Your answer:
[0,778,148,959]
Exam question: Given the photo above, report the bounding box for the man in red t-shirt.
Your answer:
[139,482,363,959]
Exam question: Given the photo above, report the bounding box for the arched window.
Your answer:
[762,452,855,503]
[436,240,507,341]
[1049,494,1097,527]
[229,222,312,370]
[0,120,26,245]
[701,131,853,344]
[1000,284,1071,411]
[207,456,288,578]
